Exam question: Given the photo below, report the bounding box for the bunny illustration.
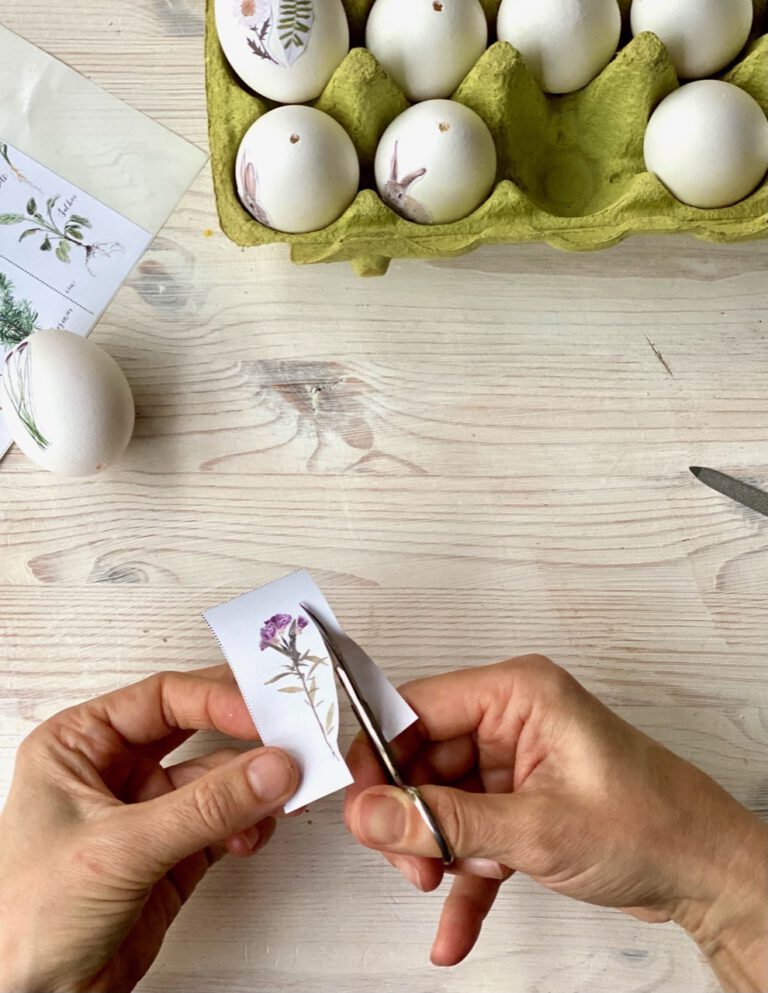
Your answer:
[382,141,433,224]
[238,157,273,228]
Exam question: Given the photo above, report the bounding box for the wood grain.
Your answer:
[1,4,767,991]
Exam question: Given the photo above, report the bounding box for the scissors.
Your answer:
[300,602,455,867]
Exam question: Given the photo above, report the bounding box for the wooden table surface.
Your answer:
[1,4,767,992]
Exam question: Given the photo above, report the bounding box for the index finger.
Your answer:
[70,664,258,746]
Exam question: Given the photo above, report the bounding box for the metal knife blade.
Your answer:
[690,466,768,519]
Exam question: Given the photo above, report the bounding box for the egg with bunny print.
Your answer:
[375,100,497,225]
[366,0,488,102]
[216,0,349,103]
[236,105,360,233]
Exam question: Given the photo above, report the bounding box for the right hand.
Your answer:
[344,656,768,990]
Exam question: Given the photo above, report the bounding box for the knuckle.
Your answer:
[521,655,575,692]
[191,778,236,837]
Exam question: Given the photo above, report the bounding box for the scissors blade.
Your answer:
[690,467,768,519]
[300,601,455,866]
[299,602,405,787]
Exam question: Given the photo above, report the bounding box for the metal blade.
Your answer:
[690,467,768,519]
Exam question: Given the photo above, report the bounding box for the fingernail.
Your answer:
[247,751,293,803]
[242,825,261,850]
[358,792,407,847]
[459,858,507,880]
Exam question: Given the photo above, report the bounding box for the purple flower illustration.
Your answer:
[259,611,336,756]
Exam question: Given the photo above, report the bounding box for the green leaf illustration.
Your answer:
[325,703,336,734]
[67,227,84,242]
[46,196,58,212]
[56,241,71,263]
[278,686,304,694]
[40,238,52,251]
[0,214,25,224]
[264,671,293,685]
[18,228,40,241]
[274,0,314,67]
[26,198,37,215]
[3,343,49,449]
[69,214,92,229]
[0,272,38,347]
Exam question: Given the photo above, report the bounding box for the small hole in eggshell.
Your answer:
[290,133,301,144]
[433,1,444,10]
[438,122,451,133]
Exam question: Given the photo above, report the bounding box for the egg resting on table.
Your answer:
[1,330,135,477]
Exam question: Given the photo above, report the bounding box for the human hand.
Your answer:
[345,656,768,990]
[0,665,299,993]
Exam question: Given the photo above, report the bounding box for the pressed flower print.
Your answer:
[234,0,315,68]
[260,611,338,757]
[3,340,48,450]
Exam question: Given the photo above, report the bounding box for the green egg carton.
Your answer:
[205,0,768,275]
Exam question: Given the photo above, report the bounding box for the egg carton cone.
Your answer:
[206,0,768,276]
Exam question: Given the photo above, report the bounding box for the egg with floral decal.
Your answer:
[1,330,135,476]
[366,0,488,102]
[375,100,497,224]
[236,105,359,232]
[215,0,349,103]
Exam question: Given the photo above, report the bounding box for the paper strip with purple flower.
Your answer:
[259,611,337,757]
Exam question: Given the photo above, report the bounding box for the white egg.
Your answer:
[215,0,349,103]
[1,330,135,477]
[645,81,768,208]
[631,0,753,79]
[375,100,497,224]
[497,0,621,94]
[366,0,488,102]
[236,106,359,232]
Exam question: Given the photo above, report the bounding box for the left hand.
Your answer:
[0,665,299,993]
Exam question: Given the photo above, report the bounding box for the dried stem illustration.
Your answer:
[3,340,48,450]
[0,143,42,192]
[260,612,338,758]
[0,196,123,275]
[240,1,314,67]
[248,17,278,62]
[0,272,38,348]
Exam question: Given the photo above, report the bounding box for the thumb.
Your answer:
[350,784,545,866]
[122,747,299,871]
